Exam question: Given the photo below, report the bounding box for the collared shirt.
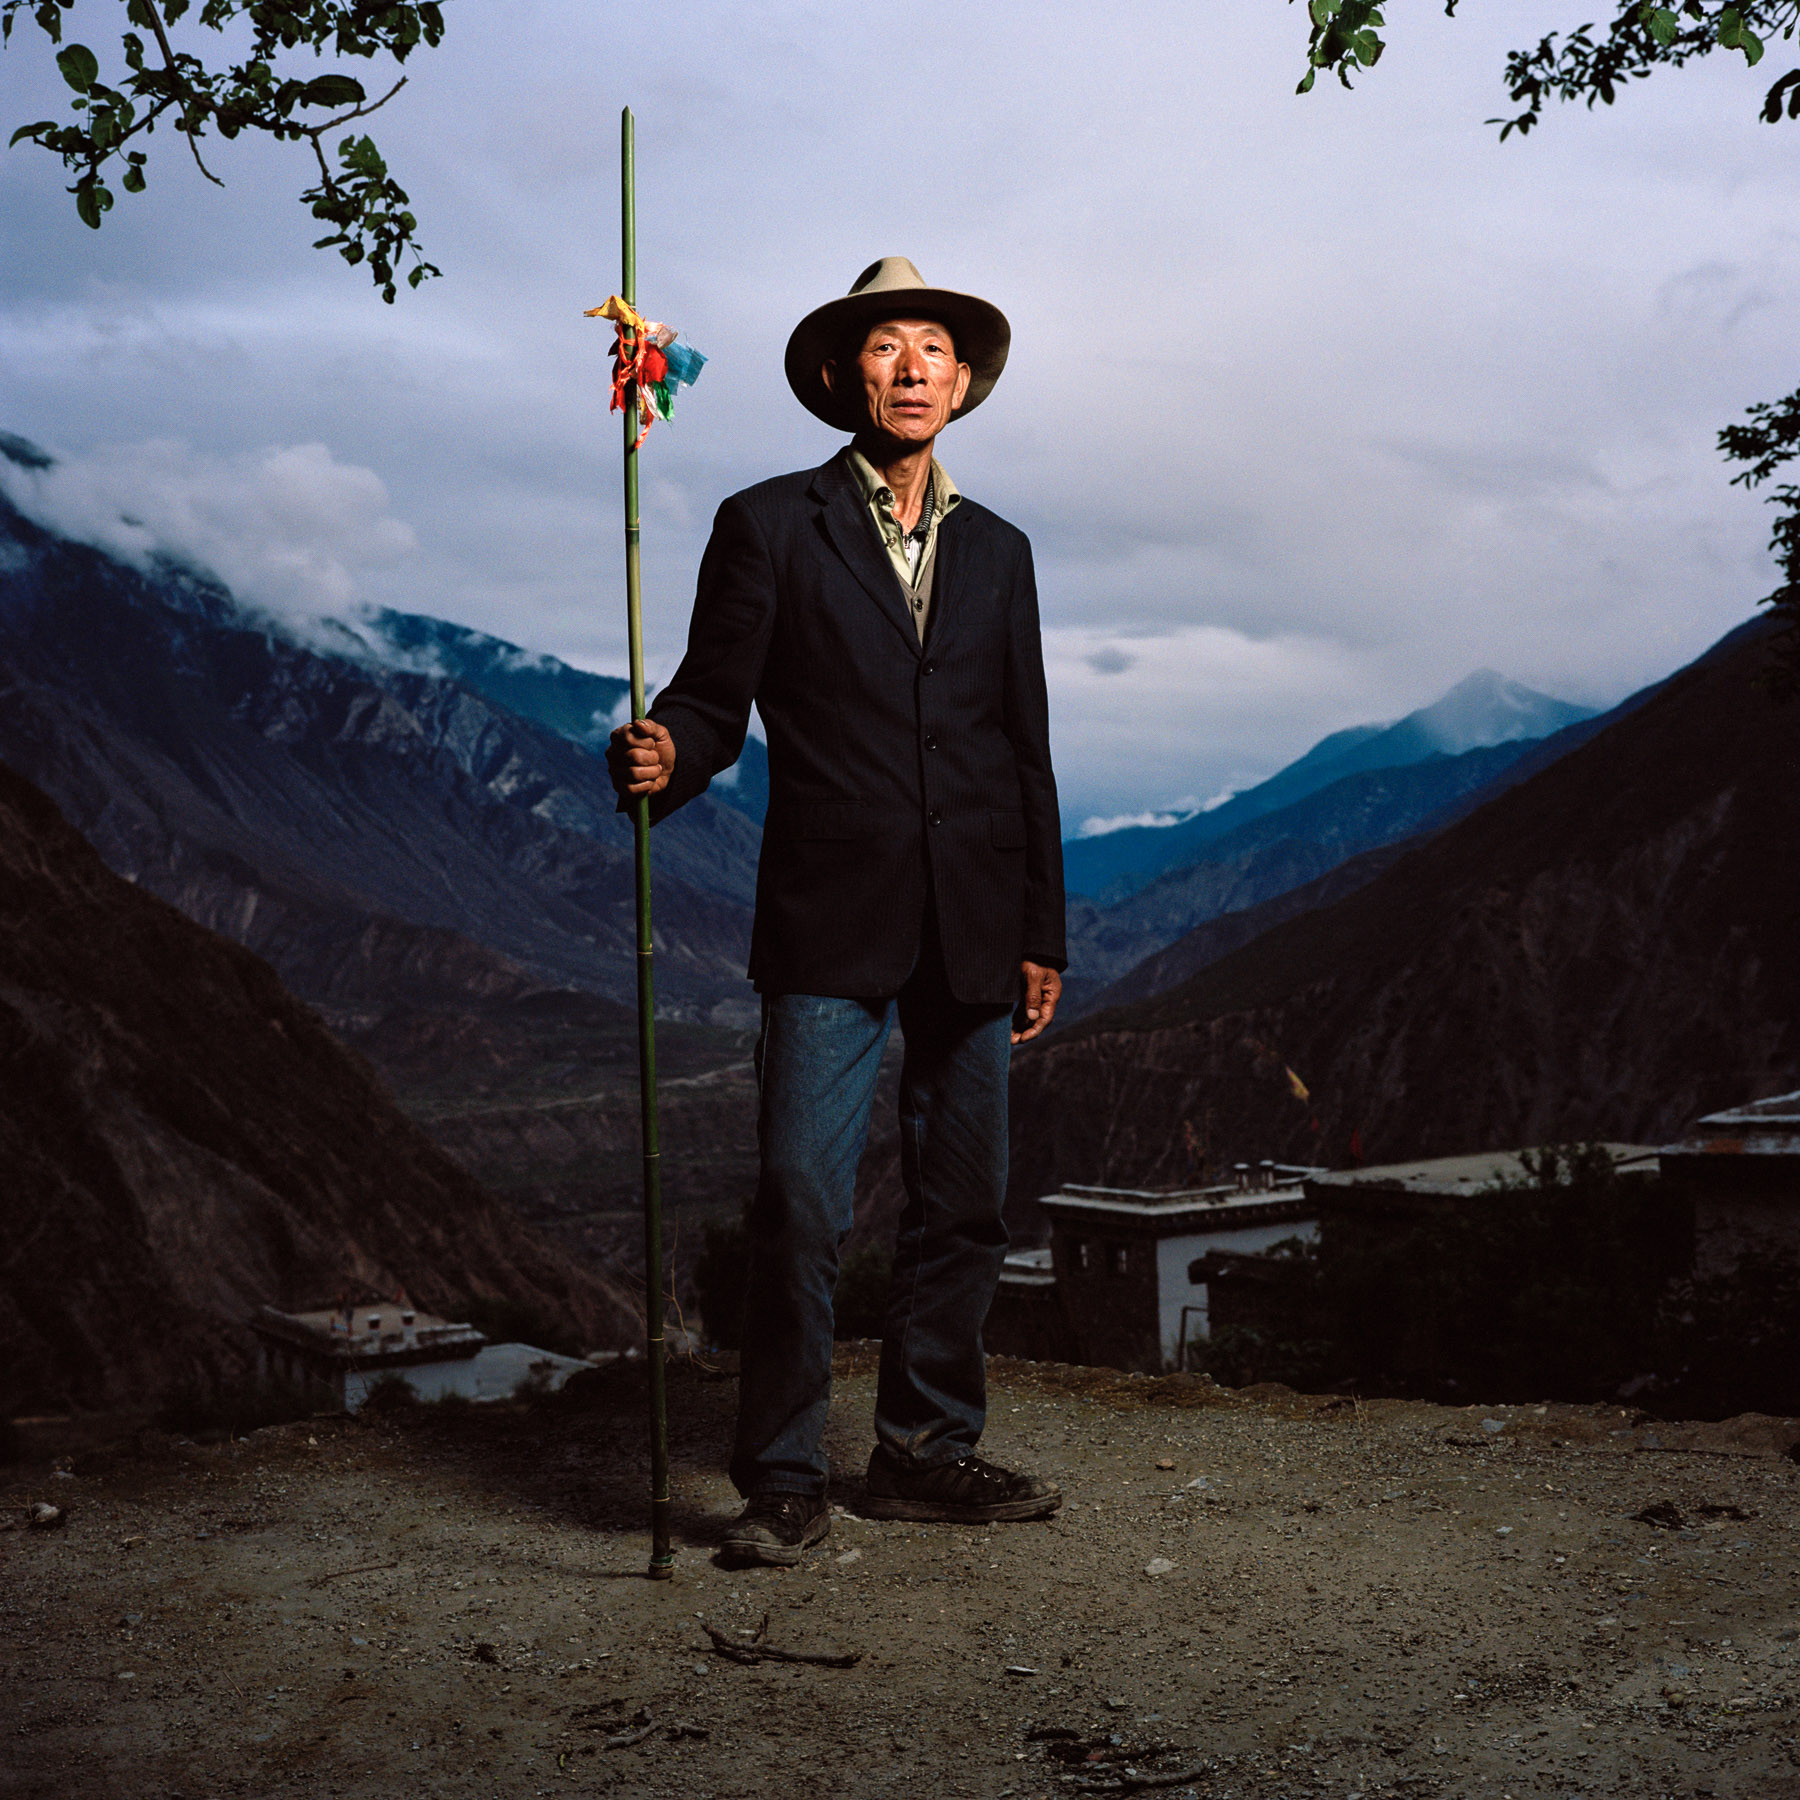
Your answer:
[847,447,962,643]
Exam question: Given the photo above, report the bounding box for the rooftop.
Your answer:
[998,1246,1055,1289]
[254,1303,487,1364]
[1308,1143,1660,1201]
[1664,1089,1800,1157]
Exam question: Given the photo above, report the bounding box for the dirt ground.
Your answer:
[4,1350,1799,1800]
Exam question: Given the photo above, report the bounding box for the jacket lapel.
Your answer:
[922,501,970,655]
[810,456,922,657]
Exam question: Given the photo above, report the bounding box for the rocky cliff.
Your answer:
[0,762,639,1415]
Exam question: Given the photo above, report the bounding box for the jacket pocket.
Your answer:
[989,810,1027,851]
[779,802,882,840]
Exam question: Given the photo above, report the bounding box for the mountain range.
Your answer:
[0,461,763,1025]
[1063,670,1596,901]
[1007,616,1799,1212]
[0,759,635,1415]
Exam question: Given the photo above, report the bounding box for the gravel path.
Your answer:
[3,1352,1798,1799]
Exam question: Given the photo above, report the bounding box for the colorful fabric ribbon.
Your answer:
[583,294,707,449]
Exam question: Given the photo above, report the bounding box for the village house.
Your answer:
[1660,1089,1800,1277]
[252,1300,590,1412]
[994,1165,1324,1374]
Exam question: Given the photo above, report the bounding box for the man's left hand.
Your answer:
[1013,961,1062,1044]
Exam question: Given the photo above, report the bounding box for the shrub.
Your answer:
[833,1245,893,1341]
[156,1372,316,1439]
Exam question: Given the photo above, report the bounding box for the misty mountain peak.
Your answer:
[1414,669,1595,755]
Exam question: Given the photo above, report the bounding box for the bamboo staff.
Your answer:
[618,104,673,1582]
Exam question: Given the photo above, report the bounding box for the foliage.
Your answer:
[3,0,443,300]
[1657,1249,1800,1416]
[156,1370,316,1438]
[355,1370,419,1413]
[1295,0,1389,93]
[1185,1322,1335,1391]
[694,1212,751,1351]
[1242,1147,1689,1401]
[1294,0,1800,686]
[832,1244,893,1342]
[456,1294,584,1361]
[1719,386,1800,697]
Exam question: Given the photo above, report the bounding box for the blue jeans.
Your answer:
[729,934,1015,1498]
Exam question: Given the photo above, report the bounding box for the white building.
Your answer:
[252,1301,590,1412]
[1035,1165,1324,1373]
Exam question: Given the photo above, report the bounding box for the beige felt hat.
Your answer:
[784,257,1011,432]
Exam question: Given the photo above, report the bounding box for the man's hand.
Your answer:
[1012,960,1062,1044]
[607,717,676,798]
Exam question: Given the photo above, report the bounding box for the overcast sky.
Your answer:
[4,1,1796,825]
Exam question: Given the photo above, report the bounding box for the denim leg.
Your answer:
[730,991,893,1497]
[874,950,1014,1468]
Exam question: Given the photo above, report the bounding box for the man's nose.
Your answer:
[895,352,926,384]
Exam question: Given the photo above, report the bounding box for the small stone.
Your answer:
[1495,1526,1512,1537]
[116,1671,135,1682]
[1155,1458,1175,1470]
[835,1548,862,1565]
[119,1613,143,1627]
[1106,1696,1127,1711]
[1145,1557,1175,1577]
[694,1663,709,1676]
[26,1503,65,1530]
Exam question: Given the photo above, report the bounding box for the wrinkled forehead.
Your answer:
[856,316,958,356]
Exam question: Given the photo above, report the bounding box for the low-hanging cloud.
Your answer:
[0,437,416,626]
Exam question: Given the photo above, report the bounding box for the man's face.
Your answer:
[826,317,971,444]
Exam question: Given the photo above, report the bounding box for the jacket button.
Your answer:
[922,660,935,675]
[924,733,939,751]
[928,809,943,827]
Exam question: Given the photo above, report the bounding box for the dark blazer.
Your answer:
[645,449,1066,1004]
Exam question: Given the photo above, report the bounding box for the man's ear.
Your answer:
[951,361,972,412]
[820,358,837,396]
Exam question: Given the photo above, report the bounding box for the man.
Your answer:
[608,257,1067,1567]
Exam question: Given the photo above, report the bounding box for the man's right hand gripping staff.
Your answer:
[608,716,676,798]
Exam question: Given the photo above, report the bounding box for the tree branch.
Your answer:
[137,0,222,185]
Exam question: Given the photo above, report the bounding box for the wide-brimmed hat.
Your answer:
[784,257,1011,432]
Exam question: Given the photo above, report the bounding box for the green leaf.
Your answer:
[121,163,146,193]
[303,74,367,109]
[1297,66,1317,94]
[73,179,113,229]
[55,41,98,92]
[1643,7,1678,47]
[9,120,60,147]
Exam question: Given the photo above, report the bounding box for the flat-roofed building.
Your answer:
[1303,1143,1661,1219]
[253,1301,589,1412]
[1661,1090,1800,1277]
[1036,1166,1324,1373]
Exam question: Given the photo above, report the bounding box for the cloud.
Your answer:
[1085,646,1136,676]
[2,0,1795,820]
[0,437,416,625]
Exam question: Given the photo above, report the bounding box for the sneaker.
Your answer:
[860,1446,1062,1523]
[716,1491,830,1568]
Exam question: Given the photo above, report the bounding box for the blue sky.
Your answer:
[3,1,1796,823]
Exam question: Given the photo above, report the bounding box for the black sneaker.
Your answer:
[861,1446,1062,1523]
[717,1491,831,1568]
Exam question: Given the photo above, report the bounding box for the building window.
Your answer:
[1073,1240,1091,1272]
[1109,1243,1129,1277]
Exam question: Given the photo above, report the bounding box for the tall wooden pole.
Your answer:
[621,104,674,1581]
